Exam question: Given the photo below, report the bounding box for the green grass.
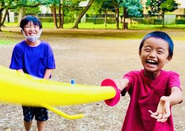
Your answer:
[4,22,19,27]
[128,24,185,30]
[2,22,185,41]
[0,39,17,45]
[40,22,119,29]
[42,23,185,30]
[4,22,185,30]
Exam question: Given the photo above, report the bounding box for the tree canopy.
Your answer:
[146,0,179,16]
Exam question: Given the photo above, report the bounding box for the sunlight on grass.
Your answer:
[42,22,117,29]
[129,24,185,30]
[4,22,185,30]
[4,22,19,27]
[0,40,17,45]
[3,22,185,40]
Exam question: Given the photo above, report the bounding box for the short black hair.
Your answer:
[20,15,42,29]
[139,31,174,57]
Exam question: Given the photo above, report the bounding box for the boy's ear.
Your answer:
[167,56,172,62]
[139,50,141,57]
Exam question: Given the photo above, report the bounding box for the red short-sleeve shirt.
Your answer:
[122,69,180,131]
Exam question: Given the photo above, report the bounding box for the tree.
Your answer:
[119,0,143,29]
[160,0,179,26]
[16,0,44,23]
[99,0,120,29]
[51,0,61,28]
[146,0,179,27]
[72,0,95,29]
[90,0,121,29]
[0,0,14,31]
[95,0,115,27]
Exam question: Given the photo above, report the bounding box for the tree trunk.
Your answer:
[58,3,62,28]
[0,9,3,31]
[115,7,119,29]
[0,8,8,31]
[18,7,25,24]
[61,5,64,28]
[130,18,132,26]
[7,11,10,22]
[162,11,165,27]
[61,0,64,28]
[53,1,63,29]
[122,8,128,30]
[73,0,94,29]
[104,8,108,27]
[53,7,58,28]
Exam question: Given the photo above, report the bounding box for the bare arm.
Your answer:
[168,87,183,106]
[43,69,53,80]
[114,78,129,91]
[17,69,53,80]
[149,86,183,122]
[17,69,24,73]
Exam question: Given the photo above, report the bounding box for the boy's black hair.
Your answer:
[139,31,174,57]
[20,15,42,29]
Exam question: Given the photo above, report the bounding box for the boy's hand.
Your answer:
[149,96,170,122]
[113,78,129,91]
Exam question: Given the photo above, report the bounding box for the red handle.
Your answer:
[101,79,121,106]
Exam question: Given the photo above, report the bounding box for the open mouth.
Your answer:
[28,33,36,36]
[146,59,158,65]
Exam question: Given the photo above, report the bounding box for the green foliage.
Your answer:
[101,0,115,11]
[63,0,87,9]
[146,0,164,15]
[176,18,185,24]
[119,0,143,17]
[134,17,163,24]
[25,6,41,15]
[0,0,16,9]
[160,0,179,12]
[146,0,179,16]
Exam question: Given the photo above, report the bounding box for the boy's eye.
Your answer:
[144,48,151,52]
[157,50,164,54]
[34,25,38,28]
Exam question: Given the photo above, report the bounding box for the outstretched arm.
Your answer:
[113,78,129,91]
[149,86,183,122]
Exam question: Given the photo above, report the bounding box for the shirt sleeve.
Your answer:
[168,71,181,89]
[9,45,23,70]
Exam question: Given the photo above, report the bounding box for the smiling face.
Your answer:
[23,21,40,37]
[139,37,172,79]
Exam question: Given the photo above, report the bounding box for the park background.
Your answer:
[1,0,185,131]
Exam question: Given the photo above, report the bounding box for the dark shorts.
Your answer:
[22,106,49,122]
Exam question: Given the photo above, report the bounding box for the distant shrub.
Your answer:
[176,18,185,24]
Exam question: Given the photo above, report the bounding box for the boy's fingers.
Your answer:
[149,110,169,122]
[149,110,158,116]
[155,113,162,119]
[157,115,168,122]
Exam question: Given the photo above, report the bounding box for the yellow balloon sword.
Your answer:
[0,65,120,119]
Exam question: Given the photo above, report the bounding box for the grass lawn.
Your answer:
[2,22,185,43]
[4,22,185,30]
[0,40,18,45]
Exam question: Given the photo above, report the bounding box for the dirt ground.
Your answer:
[0,28,185,131]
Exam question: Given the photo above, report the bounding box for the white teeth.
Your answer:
[148,60,155,63]
[147,60,157,64]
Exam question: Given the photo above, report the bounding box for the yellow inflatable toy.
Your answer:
[0,65,120,119]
